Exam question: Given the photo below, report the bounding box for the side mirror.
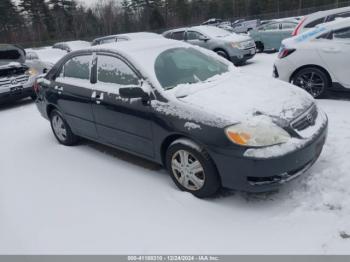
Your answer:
[119,87,149,100]
[199,35,210,42]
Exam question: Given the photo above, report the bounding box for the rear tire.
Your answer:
[291,67,330,98]
[166,139,221,198]
[50,109,78,146]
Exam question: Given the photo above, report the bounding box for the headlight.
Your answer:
[225,121,291,147]
[25,68,38,76]
[231,42,244,49]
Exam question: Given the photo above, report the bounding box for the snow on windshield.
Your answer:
[154,47,229,90]
[199,26,231,38]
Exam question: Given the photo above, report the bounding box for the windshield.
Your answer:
[199,26,231,38]
[155,47,229,90]
[0,50,22,60]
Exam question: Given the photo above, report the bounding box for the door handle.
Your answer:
[54,86,64,94]
[92,91,104,104]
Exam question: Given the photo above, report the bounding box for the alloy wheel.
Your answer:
[293,71,326,98]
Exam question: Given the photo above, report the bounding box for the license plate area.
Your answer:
[10,86,23,94]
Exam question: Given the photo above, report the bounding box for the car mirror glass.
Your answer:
[119,87,149,100]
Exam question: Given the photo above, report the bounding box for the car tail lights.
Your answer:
[278,48,296,59]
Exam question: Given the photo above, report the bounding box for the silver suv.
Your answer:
[163,26,256,65]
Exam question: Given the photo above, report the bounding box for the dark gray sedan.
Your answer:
[35,39,327,198]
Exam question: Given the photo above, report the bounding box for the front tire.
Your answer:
[215,49,229,61]
[291,67,330,98]
[166,139,221,198]
[50,109,78,146]
[255,41,264,53]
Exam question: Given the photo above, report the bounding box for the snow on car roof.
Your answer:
[118,32,164,40]
[89,38,193,87]
[190,25,231,37]
[285,17,350,45]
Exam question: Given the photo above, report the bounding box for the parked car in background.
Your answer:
[201,18,223,26]
[231,19,260,33]
[292,6,350,36]
[163,26,256,65]
[274,18,350,98]
[92,32,164,46]
[35,39,327,198]
[0,44,45,104]
[217,21,235,32]
[53,41,91,52]
[25,50,53,74]
[250,20,298,52]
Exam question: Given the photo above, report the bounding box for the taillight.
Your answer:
[278,48,296,59]
[33,80,40,94]
[292,16,307,36]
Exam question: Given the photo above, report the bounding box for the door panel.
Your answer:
[91,54,154,157]
[186,31,209,49]
[54,54,97,139]
[259,23,281,50]
[317,28,350,88]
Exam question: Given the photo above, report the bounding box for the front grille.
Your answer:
[241,40,255,49]
[0,74,30,88]
[0,66,28,78]
[290,105,318,131]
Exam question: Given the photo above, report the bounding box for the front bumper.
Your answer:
[230,48,256,64]
[208,113,328,193]
[0,85,34,104]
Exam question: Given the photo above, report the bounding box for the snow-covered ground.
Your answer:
[0,53,350,255]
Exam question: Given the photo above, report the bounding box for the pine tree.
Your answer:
[0,0,22,32]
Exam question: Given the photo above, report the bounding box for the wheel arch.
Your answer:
[46,104,59,118]
[160,134,213,168]
[290,64,333,87]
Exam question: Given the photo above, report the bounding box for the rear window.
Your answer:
[0,50,21,60]
[305,18,325,28]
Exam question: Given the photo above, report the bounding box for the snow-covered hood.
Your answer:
[219,33,252,43]
[0,62,25,70]
[171,72,314,125]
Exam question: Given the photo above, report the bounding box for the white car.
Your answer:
[274,18,350,98]
[292,6,350,36]
[53,41,91,52]
[92,32,164,46]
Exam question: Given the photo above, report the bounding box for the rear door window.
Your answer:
[327,12,350,22]
[305,17,325,28]
[281,22,297,30]
[333,27,350,40]
[59,55,91,81]
[263,23,279,30]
